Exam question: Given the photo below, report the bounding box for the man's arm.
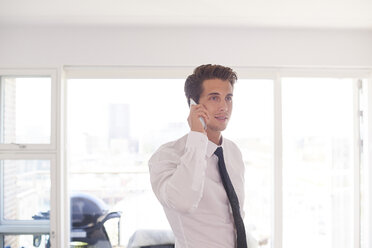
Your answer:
[149,131,208,213]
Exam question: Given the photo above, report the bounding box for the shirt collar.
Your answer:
[206,136,225,158]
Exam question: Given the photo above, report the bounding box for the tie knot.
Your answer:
[214,147,223,158]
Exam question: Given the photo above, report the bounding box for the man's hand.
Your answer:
[188,104,209,134]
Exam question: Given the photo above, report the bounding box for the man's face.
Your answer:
[198,78,233,132]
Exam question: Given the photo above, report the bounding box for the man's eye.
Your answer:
[226,96,232,102]
[210,96,218,101]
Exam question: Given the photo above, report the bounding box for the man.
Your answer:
[149,64,257,248]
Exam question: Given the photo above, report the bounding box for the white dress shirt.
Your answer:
[149,131,251,248]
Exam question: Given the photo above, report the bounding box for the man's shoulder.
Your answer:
[158,134,188,151]
[151,134,188,159]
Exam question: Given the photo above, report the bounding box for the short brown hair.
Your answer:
[184,64,237,106]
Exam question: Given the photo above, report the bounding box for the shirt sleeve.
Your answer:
[149,131,208,213]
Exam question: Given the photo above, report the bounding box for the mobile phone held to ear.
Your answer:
[190,99,207,130]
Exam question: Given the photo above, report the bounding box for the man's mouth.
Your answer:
[215,116,228,121]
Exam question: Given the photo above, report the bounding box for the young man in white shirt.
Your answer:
[149,64,257,248]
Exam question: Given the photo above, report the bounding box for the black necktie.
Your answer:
[214,146,248,248]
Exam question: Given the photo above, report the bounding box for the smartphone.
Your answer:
[190,99,207,130]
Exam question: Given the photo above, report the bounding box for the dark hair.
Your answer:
[184,64,237,106]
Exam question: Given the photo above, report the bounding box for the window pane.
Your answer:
[3,234,50,248]
[282,78,354,248]
[0,77,51,144]
[225,79,273,247]
[67,79,188,244]
[2,160,50,221]
[68,78,273,247]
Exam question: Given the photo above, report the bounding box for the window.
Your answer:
[0,77,51,145]
[2,159,50,221]
[282,78,355,248]
[0,70,58,248]
[225,79,273,246]
[2,67,369,248]
[65,70,371,248]
[67,79,190,245]
[0,158,52,248]
[67,78,273,246]
[0,234,50,248]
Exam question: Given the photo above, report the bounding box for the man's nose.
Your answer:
[219,100,228,111]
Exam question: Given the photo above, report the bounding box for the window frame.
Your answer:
[0,153,56,248]
[238,67,371,248]
[63,66,372,248]
[361,77,372,248]
[0,68,60,248]
[0,69,57,151]
[0,66,369,248]
[278,75,362,248]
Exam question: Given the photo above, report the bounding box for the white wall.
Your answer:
[0,25,372,68]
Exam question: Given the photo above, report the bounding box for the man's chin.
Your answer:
[208,124,228,132]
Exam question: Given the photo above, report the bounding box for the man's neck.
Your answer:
[207,131,222,145]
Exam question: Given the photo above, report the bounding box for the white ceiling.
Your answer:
[0,0,372,29]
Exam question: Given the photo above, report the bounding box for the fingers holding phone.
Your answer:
[188,99,209,134]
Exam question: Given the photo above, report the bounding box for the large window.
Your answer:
[225,79,273,245]
[282,78,355,248]
[2,67,371,248]
[67,78,273,247]
[67,79,189,246]
[0,71,57,248]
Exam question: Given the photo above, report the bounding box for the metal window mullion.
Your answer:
[49,156,57,247]
[273,73,283,248]
[353,79,361,248]
[0,77,4,144]
[50,71,58,151]
[0,161,4,224]
[0,223,49,234]
[50,67,67,248]
[364,77,372,248]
